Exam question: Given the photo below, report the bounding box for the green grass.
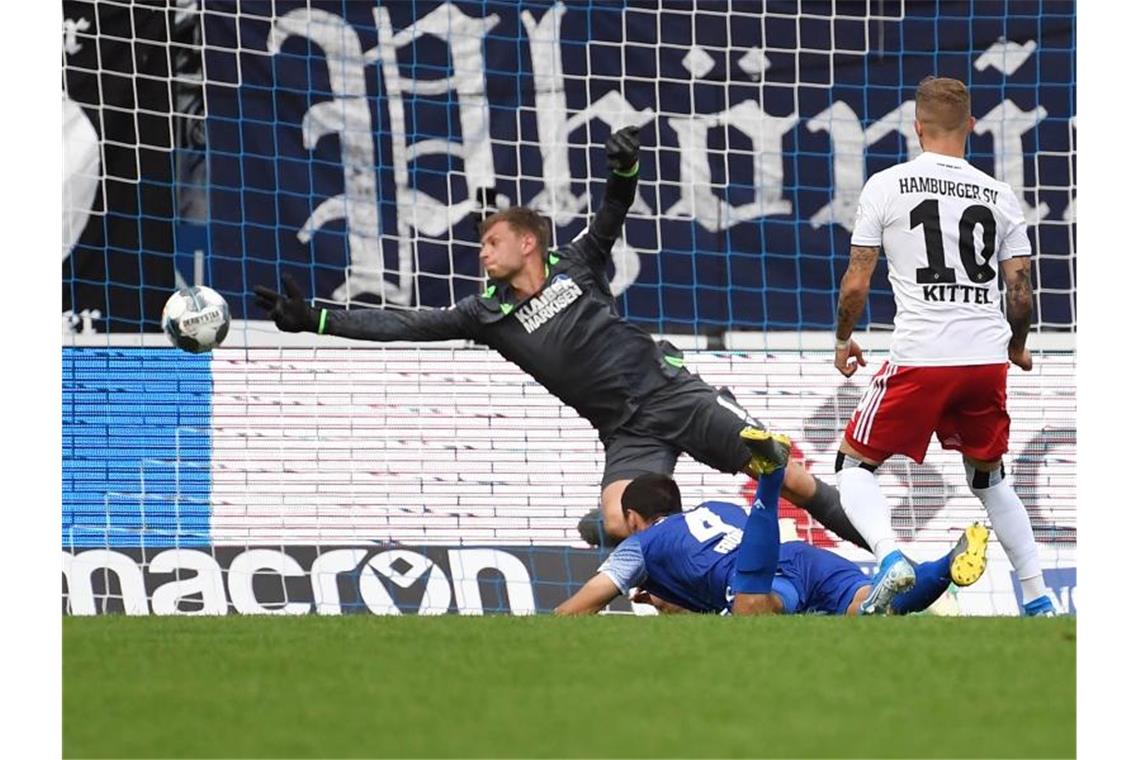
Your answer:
[64,615,1075,758]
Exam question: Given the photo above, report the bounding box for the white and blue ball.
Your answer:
[162,286,230,353]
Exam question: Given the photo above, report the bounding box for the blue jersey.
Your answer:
[599,500,746,613]
[599,501,871,615]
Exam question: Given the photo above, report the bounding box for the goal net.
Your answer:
[63,0,1076,617]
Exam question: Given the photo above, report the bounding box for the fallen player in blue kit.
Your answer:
[555,434,989,616]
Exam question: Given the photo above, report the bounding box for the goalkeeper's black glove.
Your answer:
[253,274,322,333]
[605,125,641,173]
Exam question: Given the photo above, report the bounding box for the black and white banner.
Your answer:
[62,0,191,332]
[62,543,1075,617]
[200,1,1076,331]
[64,544,611,616]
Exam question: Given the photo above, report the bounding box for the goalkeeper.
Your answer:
[255,126,866,550]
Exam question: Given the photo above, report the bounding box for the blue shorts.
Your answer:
[769,541,870,615]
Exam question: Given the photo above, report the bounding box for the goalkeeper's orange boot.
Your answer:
[949,522,989,587]
[740,427,792,477]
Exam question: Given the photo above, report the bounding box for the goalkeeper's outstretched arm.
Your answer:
[254,275,478,342]
[572,125,642,266]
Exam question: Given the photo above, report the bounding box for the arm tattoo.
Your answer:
[1005,262,1034,351]
[848,246,881,275]
[835,246,880,339]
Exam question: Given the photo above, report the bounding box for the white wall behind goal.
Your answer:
[207,347,1076,552]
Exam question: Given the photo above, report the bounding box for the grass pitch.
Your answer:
[64,615,1074,758]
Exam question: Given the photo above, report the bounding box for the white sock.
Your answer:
[1020,575,1048,602]
[836,467,897,562]
[971,479,1045,600]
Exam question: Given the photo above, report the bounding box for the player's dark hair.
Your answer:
[481,207,551,253]
[621,473,683,521]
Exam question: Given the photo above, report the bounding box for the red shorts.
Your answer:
[844,361,1010,464]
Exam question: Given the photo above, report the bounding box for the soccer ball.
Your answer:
[162,286,231,353]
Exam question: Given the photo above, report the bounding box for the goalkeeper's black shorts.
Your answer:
[600,371,761,487]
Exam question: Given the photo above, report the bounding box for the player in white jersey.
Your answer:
[831,76,1054,617]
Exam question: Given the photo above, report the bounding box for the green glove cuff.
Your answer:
[613,161,639,177]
